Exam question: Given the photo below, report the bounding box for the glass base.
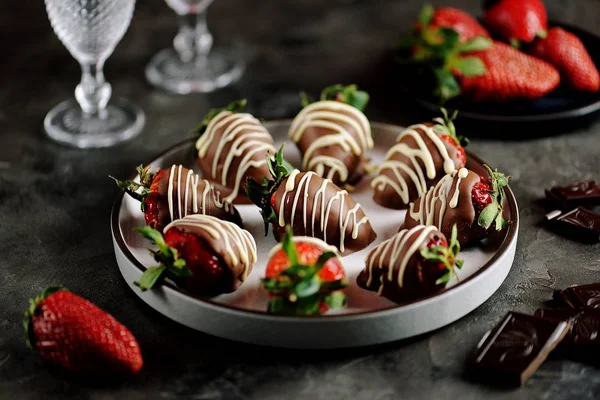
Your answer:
[44,98,145,149]
[145,46,245,94]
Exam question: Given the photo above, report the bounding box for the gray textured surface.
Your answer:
[2,0,600,398]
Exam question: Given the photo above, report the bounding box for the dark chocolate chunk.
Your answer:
[552,283,600,309]
[545,180,600,211]
[534,309,600,346]
[546,207,600,243]
[471,312,570,387]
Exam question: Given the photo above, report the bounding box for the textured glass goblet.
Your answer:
[44,0,145,148]
[145,0,245,94]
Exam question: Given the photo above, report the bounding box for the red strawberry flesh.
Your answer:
[163,228,230,295]
[430,7,489,43]
[28,290,143,376]
[531,27,600,93]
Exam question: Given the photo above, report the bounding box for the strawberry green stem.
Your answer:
[109,165,156,205]
[23,286,67,348]
[419,224,463,286]
[192,99,247,137]
[246,145,294,234]
[262,226,346,316]
[477,165,511,231]
[136,227,191,290]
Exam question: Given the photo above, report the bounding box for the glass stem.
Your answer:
[174,9,213,65]
[75,61,112,119]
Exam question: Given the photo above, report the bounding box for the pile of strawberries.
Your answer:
[402,0,600,101]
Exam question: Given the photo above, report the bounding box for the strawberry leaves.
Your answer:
[301,84,370,112]
[192,99,247,137]
[246,145,294,234]
[262,227,347,316]
[398,4,493,101]
[136,227,191,291]
[109,165,156,206]
[24,286,67,348]
[419,224,463,287]
[478,165,511,231]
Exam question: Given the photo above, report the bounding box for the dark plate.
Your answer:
[412,21,600,136]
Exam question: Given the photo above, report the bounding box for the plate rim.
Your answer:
[416,20,600,123]
[110,120,519,322]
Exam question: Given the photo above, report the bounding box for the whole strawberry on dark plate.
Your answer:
[395,3,600,135]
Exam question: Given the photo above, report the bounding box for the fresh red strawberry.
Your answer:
[432,108,469,168]
[416,226,463,293]
[136,226,230,296]
[458,41,560,101]
[429,6,489,43]
[483,0,548,46]
[24,287,143,376]
[530,27,600,92]
[263,227,347,316]
[471,165,510,241]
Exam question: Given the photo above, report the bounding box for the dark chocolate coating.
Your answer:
[166,218,255,294]
[155,166,242,231]
[196,114,275,203]
[357,225,447,303]
[402,169,480,246]
[372,123,463,210]
[293,108,368,186]
[272,171,376,255]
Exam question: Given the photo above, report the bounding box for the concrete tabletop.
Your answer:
[1,0,600,398]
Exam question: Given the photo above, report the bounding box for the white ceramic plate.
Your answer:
[111,120,519,349]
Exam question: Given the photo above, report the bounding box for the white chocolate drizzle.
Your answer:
[166,165,233,222]
[277,170,369,253]
[195,111,276,203]
[371,124,456,205]
[288,100,372,182]
[365,225,438,292]
[164,214,257,281]
[408,168,469,230]
[268,236,341,259]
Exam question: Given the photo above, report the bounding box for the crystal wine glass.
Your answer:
[44,0,145,148]
[145,0,245,94]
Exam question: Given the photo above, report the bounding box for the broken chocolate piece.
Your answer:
[534,309,600,346]
[471,312,570,387]
[545,180,600,211]
[546,207,600,243]
[552,283,600,309]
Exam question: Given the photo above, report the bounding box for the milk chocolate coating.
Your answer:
[402,169,480,246]
[272,171,376,255]
[372,123,463,209]
[155,166,242,230]
[293,109,368,186]
[166,219,255,293]
[197,115,275,203]
[357,225,447,303]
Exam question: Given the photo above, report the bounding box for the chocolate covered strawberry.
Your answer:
[137,214,257,296]
[24,287,143,376]
[403,166,510,246]
[246,146,376,255]
[483,0,547,46]
[357,224,463,303]
[289,84,373,186]
[263,227,347,316]
[194,99,277,204]
[372,108,468,209]
[111,164,242,231]
[531,27,600,92]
